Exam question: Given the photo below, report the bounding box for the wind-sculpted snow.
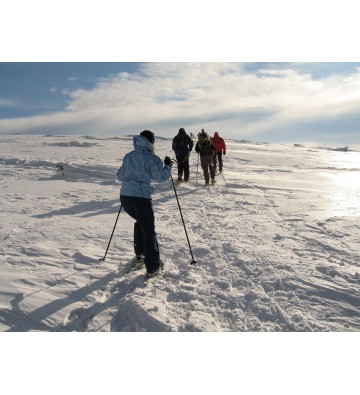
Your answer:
[0,156,57,168]
[44,141,98,147]
[0,135,359,332]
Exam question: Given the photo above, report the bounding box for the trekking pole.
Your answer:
[99,204,122,261]
[196,153,199,183]
[221,154,227,184]
[221,170,227,185]
[170,174,197,265]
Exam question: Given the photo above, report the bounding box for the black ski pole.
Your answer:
[196,153,199,183]
[99,204,122,261]
[170,174,197,265]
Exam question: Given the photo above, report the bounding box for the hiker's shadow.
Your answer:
[32,198,120,219]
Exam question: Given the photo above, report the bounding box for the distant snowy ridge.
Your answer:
[44,141,98,147]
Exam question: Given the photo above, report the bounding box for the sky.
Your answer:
[1,1,360,149]
[1,62,360,148]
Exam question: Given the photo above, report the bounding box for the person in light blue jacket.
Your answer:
[117,130,173,279]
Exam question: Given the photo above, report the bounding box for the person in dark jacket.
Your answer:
[172,127,194,184]
[211,132,226,173]
[195,130,216,185]
[117,130,173,279]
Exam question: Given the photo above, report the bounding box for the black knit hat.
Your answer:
[140,130,155,144]
[179,128,185,133]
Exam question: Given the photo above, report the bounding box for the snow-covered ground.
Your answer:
[1,134,359,391]
[1,134,359,332]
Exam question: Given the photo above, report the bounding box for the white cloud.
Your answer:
[1,63,360,144]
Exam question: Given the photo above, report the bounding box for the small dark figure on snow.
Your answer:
[195,130,217,185]
[117,130,173,279]
[211,132,226,173]
[172,127,194,184]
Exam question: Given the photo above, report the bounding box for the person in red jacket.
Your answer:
[211,132,226,173]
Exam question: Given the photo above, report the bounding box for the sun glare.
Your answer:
[324,151,360,217]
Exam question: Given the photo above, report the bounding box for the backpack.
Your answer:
[173,134,185,148]
[198,139,214,155]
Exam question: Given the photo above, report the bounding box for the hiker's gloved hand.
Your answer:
[182,153,190,163]
[164,156,174,166]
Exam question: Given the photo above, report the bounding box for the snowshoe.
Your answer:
[144,261,165,285]
[144,269,165,285]
[130,255,145,271]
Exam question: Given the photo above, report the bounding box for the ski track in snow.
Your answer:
[1,135,360,332]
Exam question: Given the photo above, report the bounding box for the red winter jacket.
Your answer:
[211,132,226,154]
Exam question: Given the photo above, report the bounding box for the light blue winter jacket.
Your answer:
[117,135,172,199]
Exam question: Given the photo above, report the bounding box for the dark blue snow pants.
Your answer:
[176,154,190,181]
[120,195,160,274]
